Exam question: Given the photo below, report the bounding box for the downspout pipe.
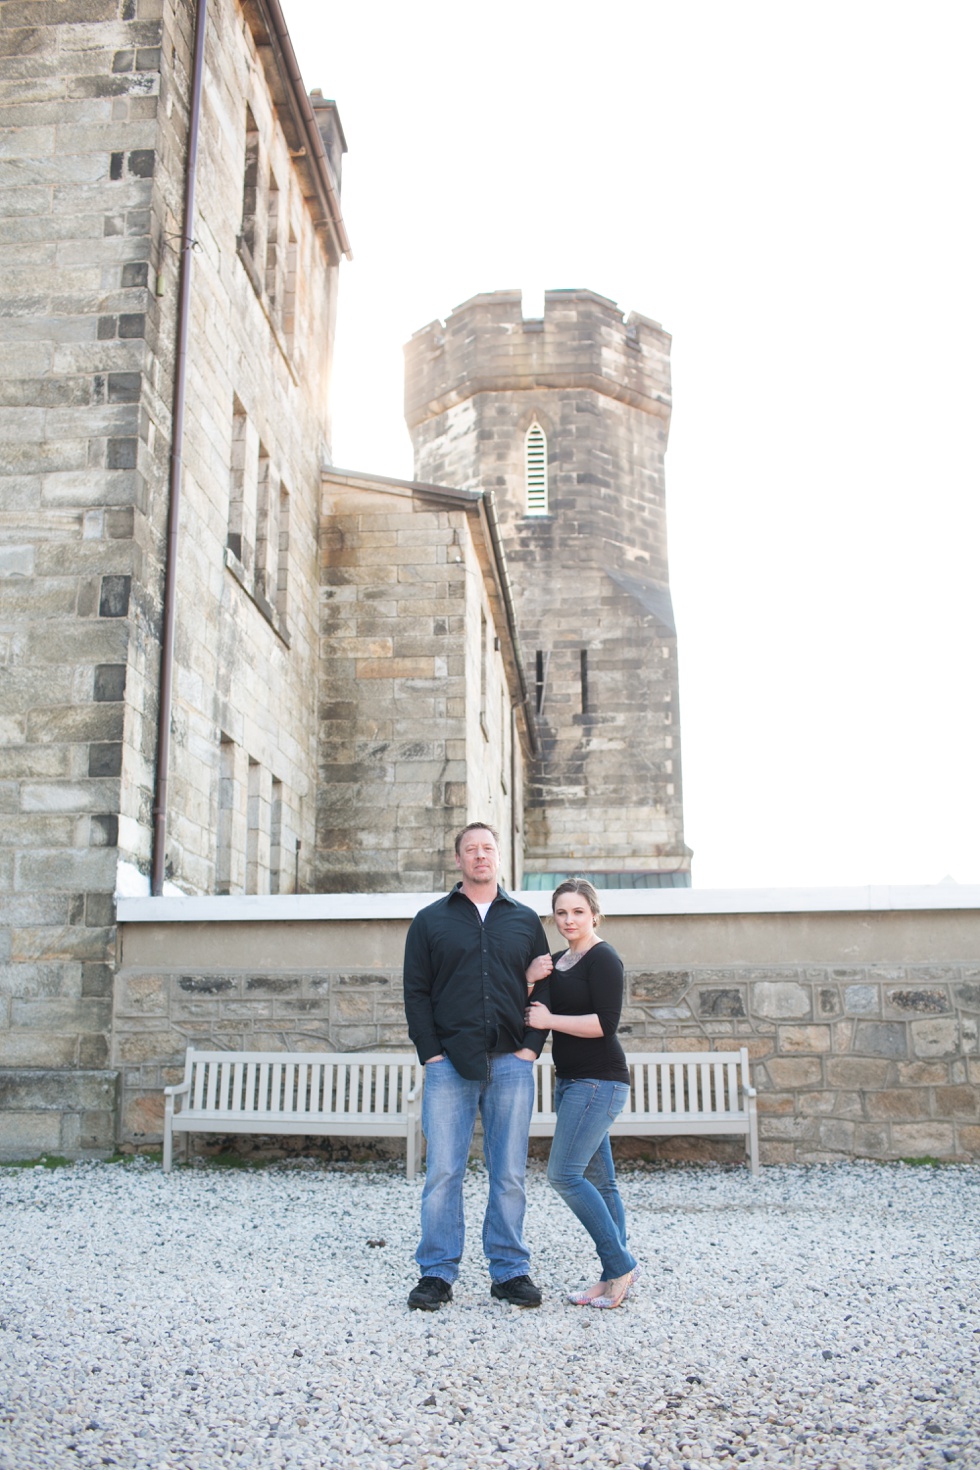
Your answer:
[151,0,208,895]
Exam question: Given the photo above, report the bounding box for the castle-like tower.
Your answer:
[405,289,691,887]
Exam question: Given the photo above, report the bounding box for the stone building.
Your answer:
[406,289,691,890]
[0,0,352,1151]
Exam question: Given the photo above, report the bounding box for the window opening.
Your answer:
[525,421,548,515]
[266,171,281,313]
[270,778,283,895]
[240,106,259,262]
[227,397,251,568]
[580,649,589,713]
[217,734,241,895]
[254,445,273,599]
[275,484,290,622]
[534,649,551,715]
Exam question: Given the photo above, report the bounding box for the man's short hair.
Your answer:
[454,822,501,856]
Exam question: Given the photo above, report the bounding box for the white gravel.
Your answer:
[1,1157,978,1470]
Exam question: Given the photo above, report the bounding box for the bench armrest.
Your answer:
[745,1084,757,1097]
[406,1076,424,1102]
[163,1080,191,1098]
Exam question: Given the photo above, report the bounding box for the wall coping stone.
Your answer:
[116,885,980,924]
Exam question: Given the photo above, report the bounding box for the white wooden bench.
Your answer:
[529,1048,760,1176]
[162,1049,424,1178]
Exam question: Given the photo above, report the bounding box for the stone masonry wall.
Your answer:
[108,909,980,1165]
[1,0,177,1099]
[1,0,343,1148]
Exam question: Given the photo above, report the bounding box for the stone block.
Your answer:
[852,1125,890,1157]
[178,975,235,996]
[777,1025,831,1053]
[890,1123,955,1157]
[1,1034,79,1066]
[825,1057,892,1089]
[115,972,167,1014]
[697,988,745,1018]
[852,1021,907,1059]
[886,989,950,1016]
[865,1089,931,1121]
[0,1112,62,1156]
[115,1030,184,1064]
[765,1056,823,1089]
[752,981,810,1019]
[843,985,879,1016]
[122,1091,164,1138]
[815,1118,855,1151]
[334,993,373,1020]
[932,1086,978,1119]
[957,1126,980,1156]
[911,1019,960,1060]
[759,1114,813,1141]
[757,1092,794,1116]
[896,1061,950,1085]
[629,971,690,1004]
[954,983,980,1011]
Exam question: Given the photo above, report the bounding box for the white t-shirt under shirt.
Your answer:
[475,902,493,922]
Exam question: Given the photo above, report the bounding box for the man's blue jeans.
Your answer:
[417,1052,535,1284]
[548,1076,636,1281]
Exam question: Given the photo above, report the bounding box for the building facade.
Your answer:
[405,289,691,889]
[0,0,350,1152]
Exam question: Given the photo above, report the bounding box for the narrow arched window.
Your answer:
[525,421,548,515]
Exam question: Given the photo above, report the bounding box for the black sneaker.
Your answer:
[490,1274,542,1308]
[408,1276,453,1311]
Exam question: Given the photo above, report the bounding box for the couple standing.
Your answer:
[403,822,639,1311]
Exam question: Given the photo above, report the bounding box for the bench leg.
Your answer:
[748,1097,760,1177]
[163,1102,173,1173]
[406,1107,419,1181]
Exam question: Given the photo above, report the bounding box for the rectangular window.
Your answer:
[254,444,272,599]
[217,734,243,895]
[240,106,259,264]
[270,778,283,895]
[283,227,298,349]
[265,170,281,314]
[246,757,271,895]
[276,484,290,623]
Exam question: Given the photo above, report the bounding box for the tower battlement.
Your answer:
[405,289,672,431]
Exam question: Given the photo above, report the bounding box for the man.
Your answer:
[403,822,551,1311]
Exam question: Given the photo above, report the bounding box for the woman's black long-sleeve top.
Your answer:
[536,941,630,1084]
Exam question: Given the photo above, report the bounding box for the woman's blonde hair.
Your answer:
[551,878,603,925]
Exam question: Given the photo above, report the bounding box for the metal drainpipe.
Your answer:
[151,0,208,895]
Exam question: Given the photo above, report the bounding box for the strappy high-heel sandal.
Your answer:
[566,1280,608,1306]
[590,1265,640,1310]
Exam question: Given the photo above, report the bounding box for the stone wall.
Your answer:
[105,893,980,1165]
[1,1,346,1109]
[404,290,689,882]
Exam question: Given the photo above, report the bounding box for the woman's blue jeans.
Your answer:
[417,1052,535,1285]
[548,1076,636,1281]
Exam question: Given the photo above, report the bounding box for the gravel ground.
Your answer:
[1,1157,978,1470]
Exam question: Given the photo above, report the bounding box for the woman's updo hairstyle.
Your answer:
[551,878,603,926]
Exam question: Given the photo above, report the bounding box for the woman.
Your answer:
[525,879,639,1309]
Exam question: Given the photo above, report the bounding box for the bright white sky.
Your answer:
[281,0,980,890]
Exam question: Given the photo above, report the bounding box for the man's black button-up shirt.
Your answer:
[403,884,551,1081]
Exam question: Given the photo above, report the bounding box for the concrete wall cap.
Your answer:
[116,884,980,924]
